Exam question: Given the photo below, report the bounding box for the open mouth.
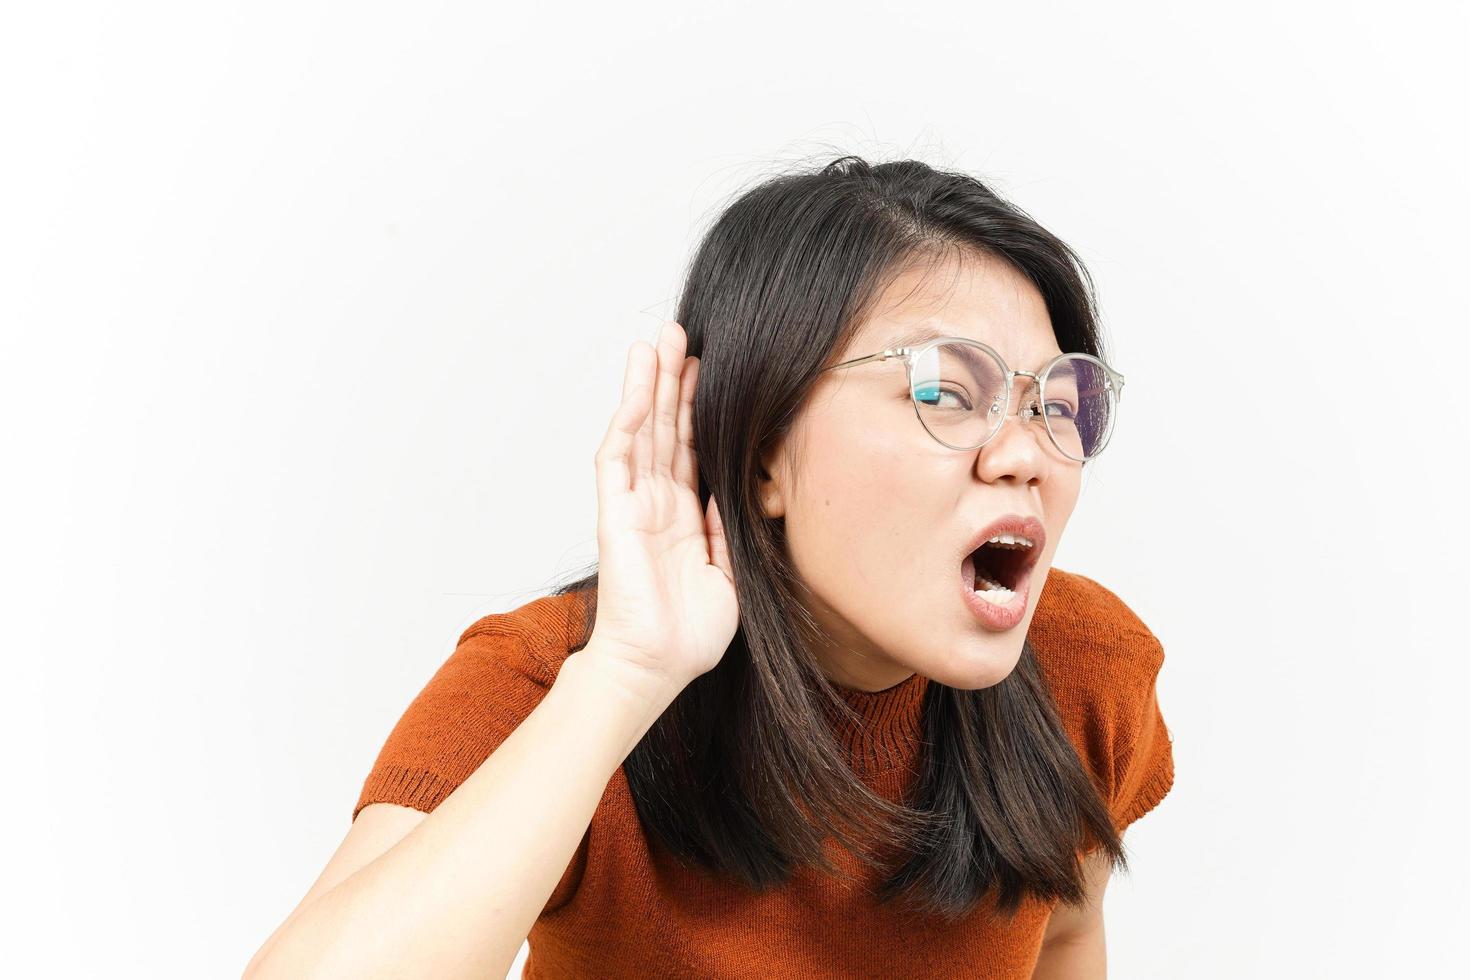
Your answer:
[964,537,1038,594]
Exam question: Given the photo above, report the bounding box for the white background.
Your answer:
[3,2,1466,977]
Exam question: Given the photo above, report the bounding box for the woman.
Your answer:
[244,155,1174,979]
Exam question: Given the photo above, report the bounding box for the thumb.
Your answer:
[705,494,734,581]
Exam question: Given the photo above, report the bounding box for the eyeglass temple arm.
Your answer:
[825,348,905,371]
[1080,373,1125,398]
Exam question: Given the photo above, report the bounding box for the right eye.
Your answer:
[914,382,973,411]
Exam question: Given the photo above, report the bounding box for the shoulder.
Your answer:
[1028,566,1165,695]
[450,588,592,688]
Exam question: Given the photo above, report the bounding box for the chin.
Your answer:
[926,638,1026,691]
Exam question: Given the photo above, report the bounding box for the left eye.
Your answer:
[1045,400,1077,420]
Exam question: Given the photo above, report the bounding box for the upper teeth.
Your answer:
[986,534,1034,549]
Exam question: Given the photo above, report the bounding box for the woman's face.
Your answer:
[758,251,1084,693]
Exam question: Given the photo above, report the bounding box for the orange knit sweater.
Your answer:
[353,568,1175,978]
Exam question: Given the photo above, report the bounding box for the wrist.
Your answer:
[561,640,687,715]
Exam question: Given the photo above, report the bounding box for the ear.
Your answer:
[757,438,787,520]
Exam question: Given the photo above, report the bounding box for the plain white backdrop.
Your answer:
[3,2,1466,977]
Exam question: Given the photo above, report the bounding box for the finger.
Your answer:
[706,493,734,581]
[672,355,699,492]
[650,321,687,478]
[629,337,659,480]
[597,342,654,498]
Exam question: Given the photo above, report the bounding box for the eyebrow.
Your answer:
[883,325,947,348]
[883,325,1062,376]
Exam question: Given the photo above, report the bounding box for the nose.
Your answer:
[981,372,1048,451]
[1004,372,1043,424]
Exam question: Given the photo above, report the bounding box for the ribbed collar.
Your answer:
[821,671,930,776]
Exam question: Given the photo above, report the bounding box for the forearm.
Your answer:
[245,643,680,980]
[1031,928,1106,980]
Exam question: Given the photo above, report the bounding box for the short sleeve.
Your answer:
[1108,657,1175,834]
[352,619,588,914]
[1029,568,1176,837]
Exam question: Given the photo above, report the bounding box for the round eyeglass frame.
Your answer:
[821,336,1126,462]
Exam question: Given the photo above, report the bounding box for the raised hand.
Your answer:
[585,320,740,694]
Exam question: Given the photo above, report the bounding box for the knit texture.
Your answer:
[353,567,1174,978]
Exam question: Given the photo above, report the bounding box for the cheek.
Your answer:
[782,431,945,608]
[1040,471,1082,529]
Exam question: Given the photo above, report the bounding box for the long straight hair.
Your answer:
[552,155,1127,922]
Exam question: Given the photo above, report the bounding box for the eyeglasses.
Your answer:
[821,336,1126,462]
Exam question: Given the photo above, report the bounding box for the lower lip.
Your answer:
[960,562,1032,631]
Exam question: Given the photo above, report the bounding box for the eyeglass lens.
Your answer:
[909,343,1116,460]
